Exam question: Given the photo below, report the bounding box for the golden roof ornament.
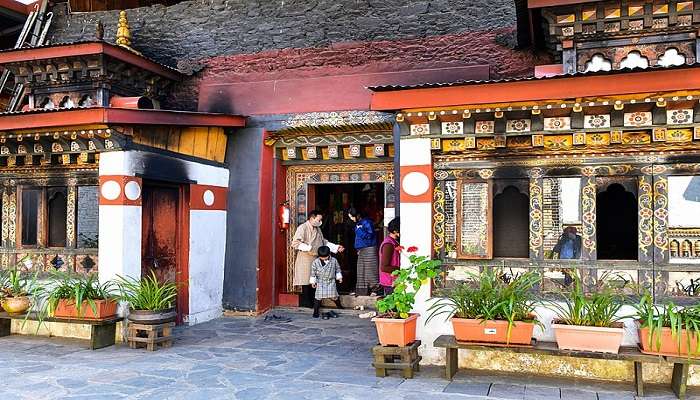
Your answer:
[115,11,141,55]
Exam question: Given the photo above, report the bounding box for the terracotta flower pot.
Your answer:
[552,322,624,354]
[452,318,535,345]
[54,299,118,320]
[1,296,31,315]
[638,323,700,357]
[372,313,419,346]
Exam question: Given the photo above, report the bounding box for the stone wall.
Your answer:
[50,0,521,66]
[48,0,548,111]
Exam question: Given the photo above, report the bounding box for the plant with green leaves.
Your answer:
[0,264,39,299]
[635,292,700,356]
[376,246,442,319]
[116,271,178,311]
[548,271,626,328]
[426,268,541,338]
[39,272,115,318]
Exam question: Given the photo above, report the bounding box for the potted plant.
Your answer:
[42,272,117,320]
[373,246,442,346]
[635,293,700,357]
[0,266,38,315]
[427,268,540,345]
[549,273,626,354]
[117,271,178,324]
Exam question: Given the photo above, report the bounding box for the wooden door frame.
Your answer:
[141,180,190,324]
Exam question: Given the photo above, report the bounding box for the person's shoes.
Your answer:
[321,312,331,320]
[312,311,319,318]
[329,311,339,318]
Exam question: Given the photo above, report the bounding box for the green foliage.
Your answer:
[548,271,625,328]
[635,292,700,356]
[376,251,442,319]
[39,272,115,318]
[427,268,540,342]
[116,271,178,311]
[0,260,39,299]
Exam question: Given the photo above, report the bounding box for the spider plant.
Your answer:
[427,268,541,341]
[116,271,178,311]
[0,266,39,299]
[548,271,626,328]
[635,292,700,356]
[39,272,116,318]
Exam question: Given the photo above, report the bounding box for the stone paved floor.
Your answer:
[0,308,698,399]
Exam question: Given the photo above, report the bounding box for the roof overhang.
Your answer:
[0,41,182,81]
[0,107,246,131]
[527,0,598,8]
[370,66,700,111]
[0,0,34,16]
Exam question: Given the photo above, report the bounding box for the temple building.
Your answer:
[370,0,700,381]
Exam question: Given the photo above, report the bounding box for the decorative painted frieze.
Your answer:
[474,121,495,134]
[667,109,693,125]
[441,121,463,135]
[410,124,430,136]
[584,114,611,129]
[543,117,571,131]
[506,119,531,133]
[624,112,652,127]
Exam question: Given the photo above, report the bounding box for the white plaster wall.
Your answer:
[668,175,700,227]
[99,150,229,187]
[97,205,142,284]
[187,210,227,325]
[400,137,432,166]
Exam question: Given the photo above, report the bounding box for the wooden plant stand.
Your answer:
[371,340,422,379]
[127,322,174,351]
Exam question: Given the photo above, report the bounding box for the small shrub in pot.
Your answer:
[116,271,178,324]
[635,292,700,357]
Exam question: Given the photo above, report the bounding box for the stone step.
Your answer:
[321,294,379,310]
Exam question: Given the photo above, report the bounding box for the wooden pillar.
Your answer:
[653,174,669,299]
[580,176,597,261]
[433,180,446,259]
[638,175,654,263]
[66,184,77,249]
[529,176,545,260]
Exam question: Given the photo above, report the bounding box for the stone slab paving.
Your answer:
[0,308,698,399]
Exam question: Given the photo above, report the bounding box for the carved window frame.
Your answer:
[455,179,493,260]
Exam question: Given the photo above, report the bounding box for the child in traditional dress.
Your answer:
[310,246,344,318]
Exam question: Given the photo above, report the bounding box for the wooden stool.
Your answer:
[371,340,422,378]
[127,322,174,351]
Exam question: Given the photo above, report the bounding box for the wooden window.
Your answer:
[77,186,99,248]
[492,180,530,259]
[20,188,40,246]
[18,186,70,248]
[455,180,492,259]
[47,187,68,247]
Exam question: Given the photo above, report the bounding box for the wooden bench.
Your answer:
[0,312,122,350]
[433,335,677,398]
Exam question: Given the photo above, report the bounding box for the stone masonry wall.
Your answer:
[48,0,549,110]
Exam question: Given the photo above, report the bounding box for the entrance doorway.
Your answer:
[308,182,385,294]
[141,182,189,324]
[596,182,638,260]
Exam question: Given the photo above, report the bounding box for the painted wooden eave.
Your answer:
[0,107,246,131]
[370,66,700,111]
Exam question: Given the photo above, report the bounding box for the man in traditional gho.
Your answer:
[292,210,344,308]
[310,246,343,318]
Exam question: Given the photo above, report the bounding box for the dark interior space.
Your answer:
[311,182,384,294]
[596,183,638,260]
[493,185,530,258]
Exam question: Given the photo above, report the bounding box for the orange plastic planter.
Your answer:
[54,299,118,320]
[452,318,535,345]
[638,324,700,357]
[552,322,624,354]
[372,314,419,346]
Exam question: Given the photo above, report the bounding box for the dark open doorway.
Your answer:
[493,183,530,258]
[308,182,384,294]
[596,182,638,260]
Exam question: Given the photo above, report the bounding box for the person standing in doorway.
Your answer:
[379,218,400,296]
[310,246,343,318]
[348,208,378,296]
[292,210,344,308]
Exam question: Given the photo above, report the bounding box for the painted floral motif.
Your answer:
[286,147,297,159]
[585,133,610,146]
[543,135,572,150]
[306,146,317,159]
[465,136,476,149]
[474,121,494,134]
[543,117,571,131]
[441,121,464,135]
[584,114,610,129]
[667,109,693,125]
[494,134,506,147]
[572,133,585,145]
[410,124,430,136]
[327,145,339,158]
[531,135,544,147]
[624,112,652,127]
[506,119,531,132]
